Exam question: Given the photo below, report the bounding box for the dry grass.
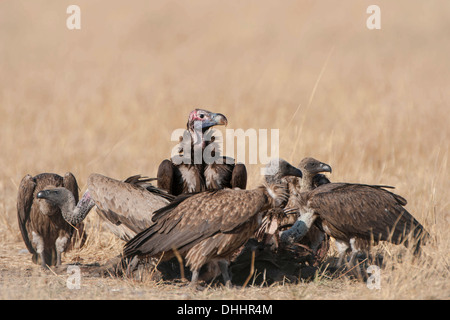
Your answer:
[0,0,449,299]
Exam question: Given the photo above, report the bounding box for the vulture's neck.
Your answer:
[263,182,289,209]
[299,173,314,192]
[185,127,216,166]
[294,190,312,209]
[265,172,285,185]
[61,190,95,226]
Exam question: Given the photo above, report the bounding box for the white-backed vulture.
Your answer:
[282,157,332,225]
[283,157,332,263]
[257,158,331,244]
[281,183,430,266]
[157,109,247,196]
[17,172,85,268]
[38,173,175,242]
[294,157,332,192]
[123,160,303,287]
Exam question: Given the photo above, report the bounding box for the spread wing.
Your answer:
[123,188,266,258]
[87,173,171,240]
[124,174,175,202]
[17,175,37,254]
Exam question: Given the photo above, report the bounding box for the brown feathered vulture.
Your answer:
[282,157,332,225]
[257,158,331,245]
[17,173,85,268]
[157,109,247,196]
[295,157,332,192]
[283,157,332,263]
[281,182,430,266]
[124,159,303,286]
[37,173,175,242]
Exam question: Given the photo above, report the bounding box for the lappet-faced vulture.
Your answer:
[37,173,175,242]
[123,159,303,287]
[17,173,85,268]
[281,182,430,266]
[157,109,247,196]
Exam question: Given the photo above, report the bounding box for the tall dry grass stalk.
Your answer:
[0,0,448,299]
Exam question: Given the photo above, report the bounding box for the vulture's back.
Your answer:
[17,173,77,265]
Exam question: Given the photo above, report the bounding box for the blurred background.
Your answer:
[0,0,448,278]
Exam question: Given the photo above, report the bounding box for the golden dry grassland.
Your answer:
[0,0,449,299]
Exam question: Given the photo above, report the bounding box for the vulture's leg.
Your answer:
[309,230,325,253]
[55,235,69,266]
[335,240,350,267]
[126,256,140,277]
[348,238,360,268]
[32,231,48,269]
[312,233,330,266]
[39,254,48,268]
[231,163,247,190]
[56,250,62,266]
[348,252,357,268]
[190,270,199,287]
[218,260,232,288]
[348,243,364,279]
[308,229,327,266]
[157,159,174,194]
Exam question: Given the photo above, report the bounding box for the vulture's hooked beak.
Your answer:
[36,190,52,200]
[284,163,303,179]
[202,112,228,129]
[319,162,332,174]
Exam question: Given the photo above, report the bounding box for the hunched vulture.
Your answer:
[37,173,175,242]
[157,108,247,196]
[123,159,303,286]
[281,182,430,266]
[17,172,85,268]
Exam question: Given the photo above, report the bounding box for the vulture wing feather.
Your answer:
[156,159,177,194]
[17,175,37,255]
[231,163,247,189]
[87,173,170,238]
[308,183,421,242]
[63,172,79,204]
[124,188,266,258]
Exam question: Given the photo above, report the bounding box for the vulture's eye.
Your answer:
[199,114,205,119]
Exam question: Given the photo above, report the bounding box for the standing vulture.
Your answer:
[124,160,303,286]
[37,173,175,242]
[17,173,85,268]
[157,109,247,196]
[282,157,332,262]
[281,182,430,266]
